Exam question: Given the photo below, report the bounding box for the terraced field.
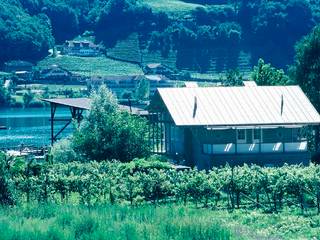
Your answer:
[107,33,142,63]
[37,55,143,77]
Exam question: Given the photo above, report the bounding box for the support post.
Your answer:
[50,103,57,145]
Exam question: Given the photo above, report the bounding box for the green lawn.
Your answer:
[37,55,143,77]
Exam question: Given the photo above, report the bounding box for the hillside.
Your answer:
[1,0,319,76]
[38,56,143,77]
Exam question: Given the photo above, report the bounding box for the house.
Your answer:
[4,60,34,72]
[63,40,101,57]
[88,75,177,98]
[148,85,320,169]
[137,75,176,95]
[39,65,72,82]
[88,75,138,97]
[145,63,173,75]
[15,71,33,82]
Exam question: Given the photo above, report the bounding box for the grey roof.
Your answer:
[155,86,320,127]
[42,98,148,116]
[42,98,91,110]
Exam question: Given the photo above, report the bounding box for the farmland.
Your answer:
[2,156,320,239]
[37,56,143,77]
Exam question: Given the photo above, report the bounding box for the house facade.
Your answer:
[87,75,177,98]
[4,60,34,72]
[148,86,320,169]
[63,40,101,57]
[39,65,71,82]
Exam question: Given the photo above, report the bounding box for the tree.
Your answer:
[23,89,34,107]
[0,84,10,106]
[251,58,292,86]
[135,77,150,101]
[224,69,243,86]
[291,25,320,150]
[72,85,149,162]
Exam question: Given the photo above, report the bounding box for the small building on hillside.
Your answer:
[148,86,320,169]
[4,60,34,73]
[15,71,33,82]
[88,75,177,98]
[145,63,173,75]
[39,65,72,82]
[63,40,101,57]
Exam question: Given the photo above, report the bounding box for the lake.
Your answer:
[0,108,75,148]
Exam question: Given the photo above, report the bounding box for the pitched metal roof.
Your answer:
[155,86,320,127]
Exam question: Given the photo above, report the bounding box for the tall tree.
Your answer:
[291,25,320,150]
[72,85,149,162]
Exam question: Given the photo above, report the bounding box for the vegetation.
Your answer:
[71,86,149,162]
[1,0,319,73]
[37,55,143,76]
[251,59,292,86]
[291,25,320,150]
[0,204,233,240]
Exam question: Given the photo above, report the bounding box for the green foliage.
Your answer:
[0,204,233,240]
[50,139,77,163]
[22,89,34,108]
[0,0,54,63]
[292,25,320,111]
[251,58,292,86]
[37,55,143,76]
[0,84,11,106]
[0,152,15,205]
[135,77,150,101]
[224,69,243,86]
[72,85,149,162]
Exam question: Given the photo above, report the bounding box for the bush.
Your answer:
[50,139,78,163]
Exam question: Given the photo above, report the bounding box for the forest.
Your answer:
[1,0,319,71]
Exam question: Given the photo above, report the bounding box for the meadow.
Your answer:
[0,204,233,240]
[37,56,143,77]
[1,203,320,240]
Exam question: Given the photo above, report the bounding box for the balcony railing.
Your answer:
[205,141,308,155]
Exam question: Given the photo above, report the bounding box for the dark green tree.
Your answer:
[291,25,320,150]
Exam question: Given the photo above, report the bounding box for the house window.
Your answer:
[253,129,262,142]
[203,144,213,154]
[237,129,246,143]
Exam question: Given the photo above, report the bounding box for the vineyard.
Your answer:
[37,56,143,77]
[2,153,320,239]
[2,154,320,215]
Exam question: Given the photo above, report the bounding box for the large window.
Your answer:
[237,129,246,143]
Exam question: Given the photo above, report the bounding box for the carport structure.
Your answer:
[42,98,148,144]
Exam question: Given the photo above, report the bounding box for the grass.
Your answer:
[221,208,320,240]
[141,0,206,16]
[0,204,233,240]
[0,203,319,239]
[37,55,143,77]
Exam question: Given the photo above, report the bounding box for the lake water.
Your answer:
[0,108,75,148]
